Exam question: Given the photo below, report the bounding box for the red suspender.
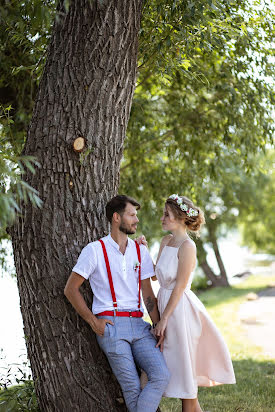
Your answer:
[135,241,141,310]
[99,239,117,309]
[99,239,142,311]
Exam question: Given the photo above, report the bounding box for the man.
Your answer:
[64,195,170,412]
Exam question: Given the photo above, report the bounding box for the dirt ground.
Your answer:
[238,287,275,359]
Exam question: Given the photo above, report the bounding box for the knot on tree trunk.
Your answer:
[73,137,85,152]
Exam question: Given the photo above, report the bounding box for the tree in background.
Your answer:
[120,0,275,285]
[238,150,275,255]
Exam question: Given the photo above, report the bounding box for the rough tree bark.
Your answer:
[10,1,143,410]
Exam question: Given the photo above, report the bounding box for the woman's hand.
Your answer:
[154,318,168,352]
[135,234,148,248]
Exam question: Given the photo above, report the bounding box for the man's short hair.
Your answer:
[106,195,140,223]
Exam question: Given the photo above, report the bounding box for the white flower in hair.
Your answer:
[169,194,178,200]
[187,208,198,217]
[169,194,199,217]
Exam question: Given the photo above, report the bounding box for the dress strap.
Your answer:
[99,239,117,309]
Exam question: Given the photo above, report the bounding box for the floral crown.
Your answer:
[168,194,199,217]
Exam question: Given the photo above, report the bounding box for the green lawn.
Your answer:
[160,275,275,412]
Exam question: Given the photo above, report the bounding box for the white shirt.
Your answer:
[72,234,155,314]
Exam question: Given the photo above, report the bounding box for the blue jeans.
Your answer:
[96,314,170,412]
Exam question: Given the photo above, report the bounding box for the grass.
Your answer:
[159,275,275,412]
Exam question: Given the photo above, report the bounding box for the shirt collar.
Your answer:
[107,233,129,252]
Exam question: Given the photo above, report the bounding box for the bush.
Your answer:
[0,381,38,412]
[0,354,38,412]
[191,272,209,291]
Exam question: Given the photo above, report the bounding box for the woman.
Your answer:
[153,194,235,412]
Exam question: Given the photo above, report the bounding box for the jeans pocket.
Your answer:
[103,323,110,337]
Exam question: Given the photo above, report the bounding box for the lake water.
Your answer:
[1,232,274,384]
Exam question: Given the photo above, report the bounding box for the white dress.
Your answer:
[156,245,236,399]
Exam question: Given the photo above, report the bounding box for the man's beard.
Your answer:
[119,221,136,235]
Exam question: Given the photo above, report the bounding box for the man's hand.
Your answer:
[64,272,115,337]
[90,317,114,336]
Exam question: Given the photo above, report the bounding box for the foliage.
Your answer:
[0,1,56,232]
[0,106,42,231]
[238,150,275,254]
[120,1,275,279]
[121,0,275,210]
[191,270,209,291]
[0,1,55,153]
[139,0,245,81]
[0,354,38,412]
[0,382,38,412]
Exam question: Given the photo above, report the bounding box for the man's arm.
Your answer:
[141,278,160,325]
[64,272,113,336]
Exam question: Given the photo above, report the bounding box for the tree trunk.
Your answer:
[196,237,229,287]
[208,231,230,287]
[199,260,226,287]
[10,1,143,410]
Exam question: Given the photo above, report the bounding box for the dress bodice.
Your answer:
[155,245,194,291]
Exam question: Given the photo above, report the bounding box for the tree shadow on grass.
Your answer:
[160,358,275,412]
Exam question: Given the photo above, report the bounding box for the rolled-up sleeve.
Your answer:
[140,245,155,280]
[72,243,97,279]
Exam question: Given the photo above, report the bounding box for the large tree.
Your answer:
[9,1,143,410]
[1,0,273,409]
